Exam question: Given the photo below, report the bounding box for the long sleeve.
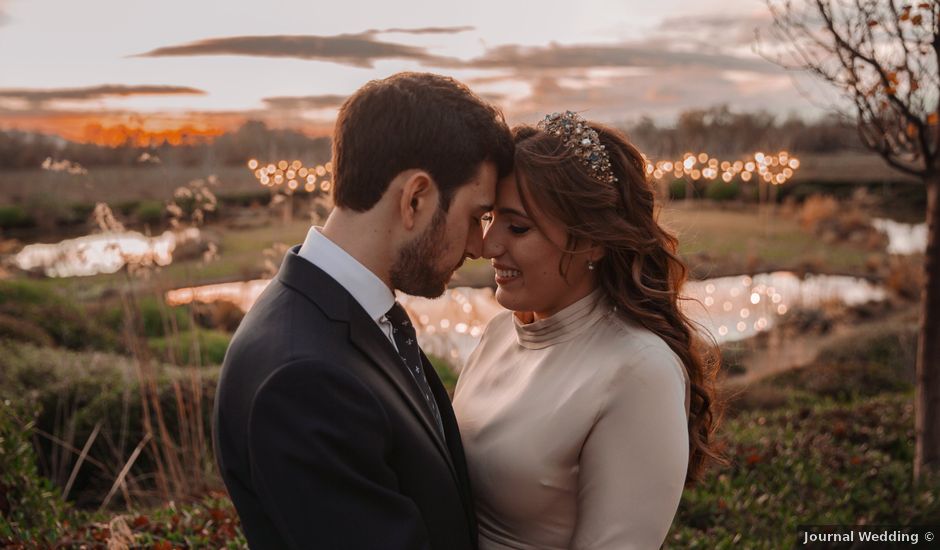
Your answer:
[571,346,690,550]
[247,359,432,550]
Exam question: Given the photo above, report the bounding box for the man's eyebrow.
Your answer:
[477,203,494,212]
[497,207,530,219]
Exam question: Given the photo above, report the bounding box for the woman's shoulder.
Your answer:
[459,310,515,377]
[598,316,688,392]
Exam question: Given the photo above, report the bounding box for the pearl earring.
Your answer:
[587,260,596,271]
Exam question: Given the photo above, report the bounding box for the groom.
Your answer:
[213,72,513,549]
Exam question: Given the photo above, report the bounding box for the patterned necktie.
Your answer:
[385,302,446,441]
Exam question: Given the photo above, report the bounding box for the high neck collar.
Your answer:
[513,289,611,350]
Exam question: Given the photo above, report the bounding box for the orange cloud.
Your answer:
[0,109,335,145]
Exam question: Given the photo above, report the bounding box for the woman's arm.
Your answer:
[572,345,690,550]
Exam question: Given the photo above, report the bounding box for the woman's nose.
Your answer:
[482,230,504,259]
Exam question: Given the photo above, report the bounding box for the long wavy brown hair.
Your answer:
[511,122,725,485]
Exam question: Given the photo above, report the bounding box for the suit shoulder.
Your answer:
[251,359,388,423]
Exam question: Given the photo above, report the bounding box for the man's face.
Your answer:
[390,161,498,298]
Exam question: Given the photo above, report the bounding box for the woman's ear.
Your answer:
[398,170,438,231]
[588,244,606,263]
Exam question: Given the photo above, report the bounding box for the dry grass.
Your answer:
[659,202,876,277]
[0,165,258,207]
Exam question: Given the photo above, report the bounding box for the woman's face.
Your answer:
[483,171,600,320]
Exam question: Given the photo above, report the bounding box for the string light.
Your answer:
[247,159,333,194]
[643,151,801,186]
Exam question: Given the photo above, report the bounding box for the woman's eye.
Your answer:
[480,213,494,225]
[509,225,530,235]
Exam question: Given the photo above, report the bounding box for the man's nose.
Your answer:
[465,225,484,260]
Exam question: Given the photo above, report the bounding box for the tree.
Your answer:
[766,0,939,480]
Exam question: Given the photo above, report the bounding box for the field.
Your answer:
[0,152,935,548]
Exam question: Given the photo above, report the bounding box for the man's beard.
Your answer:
[390,208,457,298]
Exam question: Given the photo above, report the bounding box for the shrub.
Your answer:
[669,179,688,200]
[726,322,918,416]
[667,392,940,548]
[0,313,54,347]
[427,354,458,396]
[0,400,69,545]
[0,341,219,508]
[798,194,840,230]
[135,200,164,226]
[705,180,740,201]
[95,296,193,339]
[52,493,246,548]
[148,329,231,366]
[0,205,33,229]
[0,280,118,351]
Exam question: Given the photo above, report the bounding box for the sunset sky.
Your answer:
[0,0,828,142]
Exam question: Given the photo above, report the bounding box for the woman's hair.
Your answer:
[511,122,725,485]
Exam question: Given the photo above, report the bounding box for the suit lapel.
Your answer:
[276,247,458,482]
[346,310,458,479]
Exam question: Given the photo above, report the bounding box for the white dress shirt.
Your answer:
[297,226,399,349]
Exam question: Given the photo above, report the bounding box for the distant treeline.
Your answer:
[0,106,864,170]
[625,105,864,157]
[0,120,332,170]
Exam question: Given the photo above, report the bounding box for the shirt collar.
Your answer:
[297,226,395,323]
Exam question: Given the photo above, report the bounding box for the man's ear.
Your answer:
[398,170,439,231]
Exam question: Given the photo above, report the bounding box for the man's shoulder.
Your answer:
[219,279,351,393]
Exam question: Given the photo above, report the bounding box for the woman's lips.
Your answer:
[494,266,521,285]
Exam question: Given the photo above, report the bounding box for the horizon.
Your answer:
[0,0,835,145]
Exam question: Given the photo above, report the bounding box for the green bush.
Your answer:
[53,494,246,547]
[0,341,219,508]
[0,313,54,347]
[669,179,688,200]
[0,205,33,229]
[427,354,458,395]
[0,400,69,545]
[705,180,741,201]
[69,202,95,223]
[95,296,192,339]
[149,329,231,366]
[218,190,271,207]
[667,392,940,547]
[0,280,118,351]
[751,324,917,406]
[135,200,165,226]
[138,297,192,338]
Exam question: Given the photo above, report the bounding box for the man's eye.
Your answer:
[480,213,494,224]
[509,225,530,235]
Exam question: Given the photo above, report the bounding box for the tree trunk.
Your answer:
[915,176,940,481]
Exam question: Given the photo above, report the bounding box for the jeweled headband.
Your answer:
[537,111,617,184]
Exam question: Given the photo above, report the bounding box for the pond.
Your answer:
[872,218,926,255]
[8,228,201,278]
[166,271,887,370]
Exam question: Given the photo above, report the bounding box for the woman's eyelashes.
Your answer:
[482,213,530,235]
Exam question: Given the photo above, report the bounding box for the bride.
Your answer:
[452,111,723,550]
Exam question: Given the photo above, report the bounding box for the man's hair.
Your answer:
[331,72,514,212]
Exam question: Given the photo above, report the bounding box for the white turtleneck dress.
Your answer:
[452,289,691,550]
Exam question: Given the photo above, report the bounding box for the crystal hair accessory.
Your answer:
[537,111,617,183]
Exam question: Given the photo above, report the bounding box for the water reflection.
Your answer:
[681,272,886,344]
[872,218,926,255]
[398,288,504,367]
[11,228,201,278]
[166,278,270,313]
[167,271,887,370]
